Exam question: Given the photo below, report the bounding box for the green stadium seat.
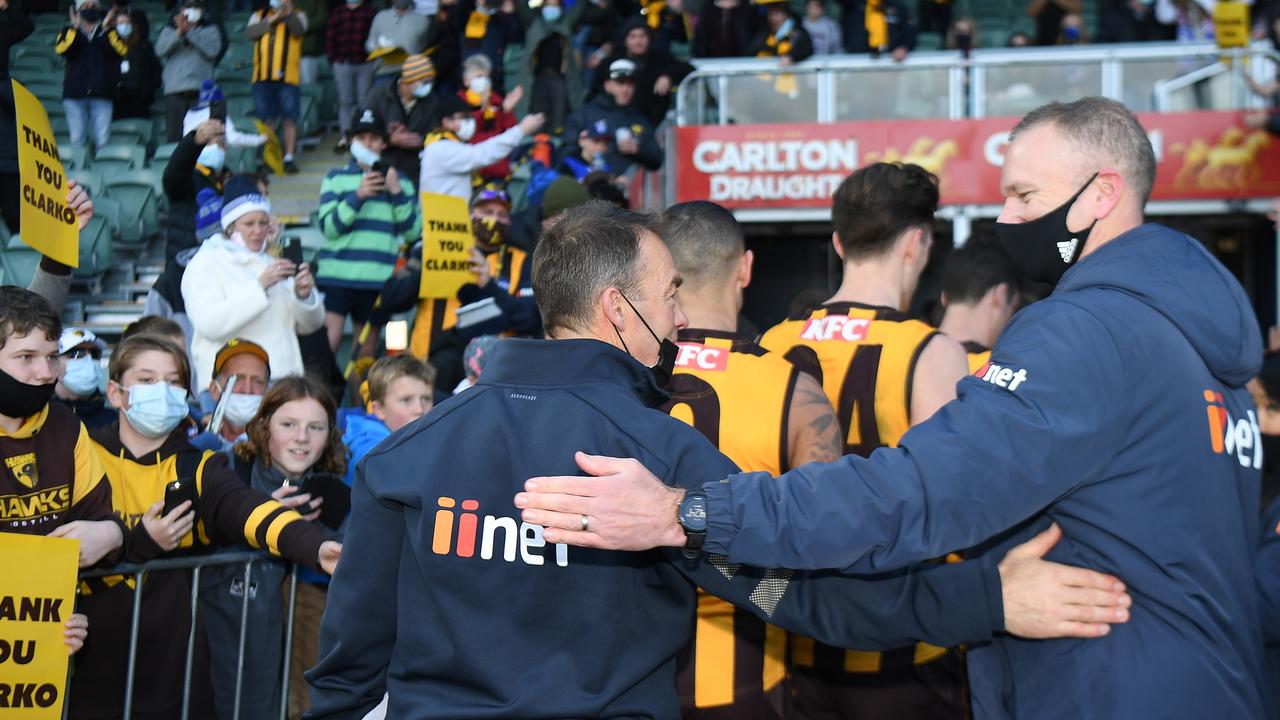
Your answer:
[111,118,156,153]
[1,237,41,289]
[74,215,114,278]
[69,169,102,198]
[104,170,160,242]
[152,142,179,167]
[226,143,259,173]
[93,144,145,176]
[93,195,122,239]
[59,144,89,171]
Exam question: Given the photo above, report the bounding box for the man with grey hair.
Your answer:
[307,201,1130,718]
[517,98,1269,717]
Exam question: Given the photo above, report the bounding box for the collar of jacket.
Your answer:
[0,403,50,439]
[91,419,197,464]
[479,338,670,408]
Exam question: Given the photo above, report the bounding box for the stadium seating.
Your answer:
[104,170,161,244]
[1,235,41,289]
[93,145,146,175]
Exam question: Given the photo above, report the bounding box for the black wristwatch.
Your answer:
[678,490,708,559]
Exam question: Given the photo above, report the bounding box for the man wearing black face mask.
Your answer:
[518,97,1271,719]
[308,200,1111,718]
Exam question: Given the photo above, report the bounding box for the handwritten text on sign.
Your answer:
[12,81,78,267]
[419,192,475,299]
[0,532,79,717]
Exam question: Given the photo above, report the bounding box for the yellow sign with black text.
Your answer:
[419,192,475,299]
[0,532,78,717]
[11,81,78,267]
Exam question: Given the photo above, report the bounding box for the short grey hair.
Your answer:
[532,201,660,334]
[462,54,493,78]
[1011,97,1156,203]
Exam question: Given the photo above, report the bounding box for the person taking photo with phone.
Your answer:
[70,333,341,720]
[181,175,326,389]
[315,107,421,353]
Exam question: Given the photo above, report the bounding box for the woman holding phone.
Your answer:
[182,174,326,390]
[71,334,340,720]
[199,375,350,720]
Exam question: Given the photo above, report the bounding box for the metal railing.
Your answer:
[70,551,302,720]
[675,41,1280,127]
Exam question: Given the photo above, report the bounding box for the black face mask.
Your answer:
[79,7,102,22]
[612,294,678,387]
[994,172,1098,287]
[0,366,57,420]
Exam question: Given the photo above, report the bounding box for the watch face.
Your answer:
[681,494,708,533]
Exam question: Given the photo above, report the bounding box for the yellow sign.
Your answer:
[419,192,475,299]
[12,81,78,267]
[0,532,79,718]
[1213,1,1249,49]
[253,119,285,177]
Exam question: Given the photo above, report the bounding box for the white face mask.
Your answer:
[197,143,224,170]
[412,81,433,98]
[62,356,102,397]
[223,392,262,428]
[468,76,491,95]
[229,230,268,255]
[124,382,189,439]
[350,138,382,167]
[183,7,202,22]
[117,22,133,38]
[456,117,477,141]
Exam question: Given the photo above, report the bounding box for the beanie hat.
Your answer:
[220,175,270,231]
[541,177,591,220]
[194,187,223,240]
[401,54,436,84]
[197,80,224,109]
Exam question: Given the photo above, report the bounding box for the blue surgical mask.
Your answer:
[197,143,224,170]
[413,81,433,98]
[775,18,794,40]
[269,0,282,9]
[116,22,133,38]
[350,139,382,167]
[124,382,190,439]
[62,357,102,397]
[541,5,561,22]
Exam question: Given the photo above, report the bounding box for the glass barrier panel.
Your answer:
[831,67,954,120]
[981,61,1102,116]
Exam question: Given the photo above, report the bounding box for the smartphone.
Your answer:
[281,236,303,269]
[371,161,389,182]
[208,100,227,122]
[163,477,197,518]
[283,477,317,517]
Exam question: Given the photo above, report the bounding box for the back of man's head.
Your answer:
[832,163,939,261]
[0,287,60,349]
[1011,97,1156,204]
[532,200,660,334]
[661,201,743,289]
[941,233,1022,306]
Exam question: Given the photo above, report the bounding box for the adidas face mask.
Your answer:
[994,172,1098,287]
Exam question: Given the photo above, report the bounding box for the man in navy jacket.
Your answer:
[305,201,1129,719]
[518,98,1269,719]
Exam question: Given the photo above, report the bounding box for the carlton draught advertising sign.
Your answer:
[675,112,1280,208]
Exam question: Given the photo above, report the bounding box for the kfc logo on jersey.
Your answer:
[974,361,1029,391]
[675,343,729,371]
[800,316,871,342]
[1204,390,1263,469]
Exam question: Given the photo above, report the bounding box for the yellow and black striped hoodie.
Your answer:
[67,423,329,720]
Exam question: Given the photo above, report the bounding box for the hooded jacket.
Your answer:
[304,339,1004,719]
[700,224,1267,719]
[1259,458,1280,717]
[561,92,663,175]
[56,22,128,99]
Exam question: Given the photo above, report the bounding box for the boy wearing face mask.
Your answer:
[190,338,272,455]
[53,327,117,429]
[362,54,438,181]
[0,289,125,661]
[420,94,544,198]
[72,334,341,720]
[316,107,421,353]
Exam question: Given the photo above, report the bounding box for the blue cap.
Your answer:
[198,80,224,109]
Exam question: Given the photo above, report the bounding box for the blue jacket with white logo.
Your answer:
[703,224,1267,719]
[304,339,1006,719]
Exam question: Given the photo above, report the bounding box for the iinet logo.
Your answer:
[432,497,568,567]
[1204,390,1263,469]
[800,316,870,342]
[974,362,1029,391]
[675,343,728,371]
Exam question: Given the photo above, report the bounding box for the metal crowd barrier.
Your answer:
[69,551,301,720]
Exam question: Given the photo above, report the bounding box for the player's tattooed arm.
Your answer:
[787,371,843,467]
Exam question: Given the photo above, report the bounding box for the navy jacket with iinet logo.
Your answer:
[703,224,1268,719]
[304,339,1005,720]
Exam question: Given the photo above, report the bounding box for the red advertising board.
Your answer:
[675,112,1280,208]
